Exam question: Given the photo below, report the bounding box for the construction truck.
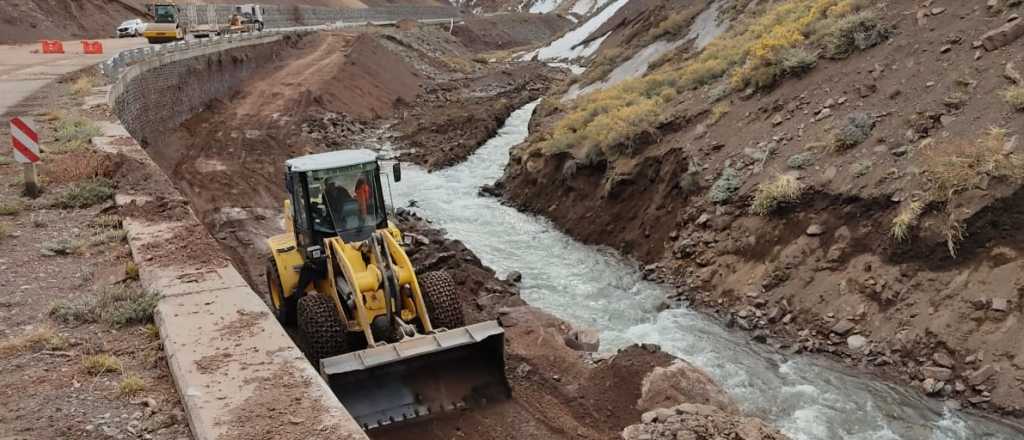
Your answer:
[265,149,509,430]
[234,4,266,31]
[143,2,186,44]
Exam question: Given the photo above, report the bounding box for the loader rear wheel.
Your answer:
[419,271,464,330]
[265,258,294,326]
[297,293,349,366]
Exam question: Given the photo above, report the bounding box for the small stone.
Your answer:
[814,108,833,121]
[805,224,825,236]
[890,145,911,157]
[505,271,523,283]
[823,98,836,108]
[830,319,856,336]
[695,213,711,226]
[945,399,962,411]
[565,326,601,352]
[925,81,936,87]
[770,114,784,126]
[922,366,954,381]
[922,378,943,395]
[846,335,868,351]
[968,365,996,386]
[991,297,1010,312]
[933,352,955,368]
[930,7,946,15]
[288,416,304,424]
[940,45,952,53]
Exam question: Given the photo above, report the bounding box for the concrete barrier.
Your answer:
[101,32,370,440]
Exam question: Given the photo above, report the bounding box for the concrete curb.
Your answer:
[89,41,370,440]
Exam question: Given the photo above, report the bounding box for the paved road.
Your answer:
[0,37,149,116]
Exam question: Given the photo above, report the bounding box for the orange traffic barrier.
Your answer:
[81,40,103,55]
[40,40,64,54]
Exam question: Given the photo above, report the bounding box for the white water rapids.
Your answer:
[381,102,1023,439]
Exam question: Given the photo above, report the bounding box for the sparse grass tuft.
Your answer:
[750,174,805,215]
[833,112,874,150]
[50,285,158,327]
[0,223,8,240]
[920,127,1024,200]
[125,261,140,280]
[852,159,872,177]
[143,323,160,340]
[890,201,923,242]
[786,152,815,169]
[0,199,23,216]
[0,327,66,356]
[82,354,121,375]
[53,178,114,209]
[70,75,97,98]
[119,374,146,397]
[91,214,122,229]
[708,167,743,204]
[52,116,101,153]
[1002,85,1024,112]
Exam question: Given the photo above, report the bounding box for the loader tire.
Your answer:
[297,293,349,366]
[265,258,294,326]
[419,271,464,330]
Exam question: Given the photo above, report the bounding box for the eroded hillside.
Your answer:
[503,0,1024,417]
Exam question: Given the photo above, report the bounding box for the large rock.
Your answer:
[564,326,600,352]
[981,17,1024,51]
[636,361,739,413]
[622,404,789,440]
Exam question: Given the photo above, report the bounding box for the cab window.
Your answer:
[308,163,385,242]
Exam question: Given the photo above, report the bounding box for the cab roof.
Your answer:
[285,149,379,173]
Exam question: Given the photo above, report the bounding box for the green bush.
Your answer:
[815,11,889,59]
[50,286,158,327]
[786,153,815,169]
[708,167,743,204]
[833,112,874,149]
[1002,85,1024,111]
[54,178,114,209]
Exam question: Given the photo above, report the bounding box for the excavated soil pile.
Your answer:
[503,0,1024,417]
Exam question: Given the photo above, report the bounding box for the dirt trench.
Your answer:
[135,27,770,440]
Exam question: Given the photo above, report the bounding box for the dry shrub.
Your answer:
[707,102,730,126]
[751,174,805,215]
[919,128,1024,200]
[541,0,882,161]
[0,327,66,357]
[44,151,115,185]
[709,167,743,203]
[812,10,889,59]
[119,374,146,397]
[53,178,114,209]
[833,112,874,150]
[1002,85,1024,111]
[70,74,97,97]
[50,285,158,327]
[82,354,122,374]
[890,201,923,242]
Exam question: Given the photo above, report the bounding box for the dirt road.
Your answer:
[0,37,148,116]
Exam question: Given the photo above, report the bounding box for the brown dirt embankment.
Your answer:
[503,0,1024,418]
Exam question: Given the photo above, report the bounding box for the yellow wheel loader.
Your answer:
[265,149,509,429]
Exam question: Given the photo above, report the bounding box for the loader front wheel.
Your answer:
[419,271,465,330]
[265,258,294,326]
[297,293,349,366]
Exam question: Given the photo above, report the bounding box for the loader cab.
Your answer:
[285,150,399,257]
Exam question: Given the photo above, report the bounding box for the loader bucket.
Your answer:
[321,320,510,430]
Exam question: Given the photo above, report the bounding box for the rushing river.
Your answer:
[384,102,1023,439]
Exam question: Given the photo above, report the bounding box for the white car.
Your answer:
[116,19,146,38]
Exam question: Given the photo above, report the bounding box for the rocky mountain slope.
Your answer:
[502,0,1024,418]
